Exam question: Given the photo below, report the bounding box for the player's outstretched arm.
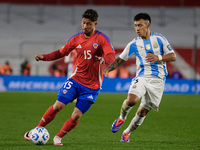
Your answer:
[104,57,125,77]
[35,49,66,61]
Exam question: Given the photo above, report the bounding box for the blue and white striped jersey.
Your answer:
[119,32,174,79]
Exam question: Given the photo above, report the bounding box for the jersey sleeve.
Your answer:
[42,36,76,61]
[99,34,115,65]
[160,35,174,55]
[119,40,135,61]
[59,36,77,56]
[104,53,115,66]
[100,35,115,56]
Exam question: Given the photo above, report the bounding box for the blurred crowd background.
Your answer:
[0,0,199,79]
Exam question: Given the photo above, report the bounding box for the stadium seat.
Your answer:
[0,0,58,5]
[92,0,122,5]
[59,0,89,5]
[123,0,181,7]
[184,0,200,7]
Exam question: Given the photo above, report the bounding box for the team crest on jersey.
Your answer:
[153,42,158,48]
[145,44,151,50]
[62,89,68,94]
[93,43,99,49]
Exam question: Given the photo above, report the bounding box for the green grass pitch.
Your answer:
[0,92,200,150]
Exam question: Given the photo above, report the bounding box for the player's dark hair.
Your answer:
[82,9,98,22]
[134,13,151,24]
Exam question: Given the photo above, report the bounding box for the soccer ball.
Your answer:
[30,127,50,145]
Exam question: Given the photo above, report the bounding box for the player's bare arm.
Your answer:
[146,53,176,64]
[104,57,125,77]
[35,54,44,61]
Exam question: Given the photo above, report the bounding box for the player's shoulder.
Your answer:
[95,30,111,43]
[127,37,139,46]
[151,32,168,41]
[67,32,83,42]
[133,36,141,41]
[151,32,163,36]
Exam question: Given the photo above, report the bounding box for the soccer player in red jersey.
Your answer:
[24,9,115,145]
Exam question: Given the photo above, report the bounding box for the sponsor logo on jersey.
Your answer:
[62,89,68,94]
[77,44,82,48]
[87,95,93,99]
[92,43,99,49]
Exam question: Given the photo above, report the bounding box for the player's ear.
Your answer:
[94,22,98,26]
[147,22,150,28]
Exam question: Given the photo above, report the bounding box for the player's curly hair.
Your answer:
[82,9,98,22]
[134,13,151,24]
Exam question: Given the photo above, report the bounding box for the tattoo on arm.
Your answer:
[107,57,125,72]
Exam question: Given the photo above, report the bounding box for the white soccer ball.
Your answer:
[30,127,50,145]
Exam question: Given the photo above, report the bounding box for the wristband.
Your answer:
[158,55,162,61]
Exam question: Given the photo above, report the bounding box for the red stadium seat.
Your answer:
[123,0,181,7]
[60,0,89,5]
[0,0,200,7]
[92,0,122,5]
[0,0,58,5]
[184,0,200,7]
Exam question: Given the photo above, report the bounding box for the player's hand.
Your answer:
[35,54,44,61]
[95,56,105,64]
[145,53,159,64]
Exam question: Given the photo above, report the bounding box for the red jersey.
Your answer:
[43,30,115,89]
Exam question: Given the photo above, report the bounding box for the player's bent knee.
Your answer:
[126,95,139,106]
[53,101,65,112]
[71,108,83,121]
[136,106,149,117]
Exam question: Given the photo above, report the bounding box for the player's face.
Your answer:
[82,18,97,37]
[134,19,150,39]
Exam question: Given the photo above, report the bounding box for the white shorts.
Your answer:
[128,76,164,111]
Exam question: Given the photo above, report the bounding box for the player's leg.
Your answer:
[53,80,99,145]
[111,94,139,133]
[39,78,78,128]
[53,100,93,145]
[121,94,140,120]
[38,100,65,127]
[121,77,164,142]
[111,77,146,133]
[24,100,65,141]
[55,107,83,138]
[24,100,67,141]
[24,78,77,141]
[121,105,149,142]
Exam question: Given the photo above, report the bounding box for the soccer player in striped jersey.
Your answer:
[24,9,115,145]
[104,13,176,142]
